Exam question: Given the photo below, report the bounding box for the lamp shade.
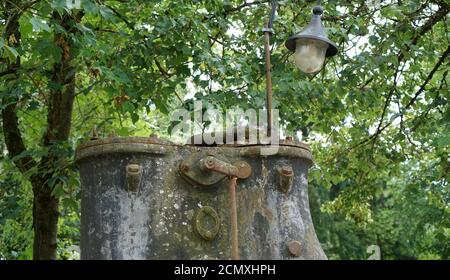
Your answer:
[285,6,338,58]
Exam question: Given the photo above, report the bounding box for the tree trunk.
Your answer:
[31,11,83,260]
[32,183,59,260]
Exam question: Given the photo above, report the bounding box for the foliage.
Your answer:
[0,0,449,259]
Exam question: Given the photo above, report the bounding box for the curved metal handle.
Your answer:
[201,156,252,179]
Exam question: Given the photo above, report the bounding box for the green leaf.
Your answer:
[435,132,450,148]
[62,198,78,211]
[4,45,19,62]
[122,101,135,113]
[30,17,51,32]
[51,0,70,14]
[153,97,169,114]
[99,6,116,22]
[19,16,33,37]
[131,112,139,123]
[0,38,19,62]
[117,127,132,136]
[50,184,65,197]
[82,0,100,15]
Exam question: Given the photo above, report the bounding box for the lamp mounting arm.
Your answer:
[262,0,278,137]
[262,1,278,34]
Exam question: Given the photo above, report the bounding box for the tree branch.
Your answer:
[154,58,172,78]
[351,45,449,151]
[0,68,18,77]
[43,11,84,145]
[370,64,404,148]
[99,1,134,30]
[203,0,270,22]
[397,3,450,63]
[405,44,450,109]
[354,4,450,150]
[1,1,37,174]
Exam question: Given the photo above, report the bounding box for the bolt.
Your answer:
[127,164,140,173]
[180,163,189,172]
[288,240,301,257]
[281,166,293,176]
[91,125,98,140]
[205,157,215,168]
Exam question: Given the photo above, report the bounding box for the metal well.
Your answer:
[75,136,327,260]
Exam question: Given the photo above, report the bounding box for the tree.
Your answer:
[1,0,84,259]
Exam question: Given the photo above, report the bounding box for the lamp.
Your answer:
[263,1,338,136]
[285,6,338,73]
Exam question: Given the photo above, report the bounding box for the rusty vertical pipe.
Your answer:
[229,176,239,260]
[263,1,277,137]
[264,26,273,137]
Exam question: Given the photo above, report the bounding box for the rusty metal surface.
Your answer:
[228,177,239,260]
[75,137,313,164]
[76,137,325,260]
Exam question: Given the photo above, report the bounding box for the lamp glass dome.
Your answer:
[294,38,328,73]
[285,6,338,73]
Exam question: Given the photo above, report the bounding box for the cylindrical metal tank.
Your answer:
[75,136,326,260]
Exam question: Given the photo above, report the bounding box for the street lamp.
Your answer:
[263,1,338,135]
[285,5,338,73]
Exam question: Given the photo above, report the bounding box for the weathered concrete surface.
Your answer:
[75,137,326,260]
